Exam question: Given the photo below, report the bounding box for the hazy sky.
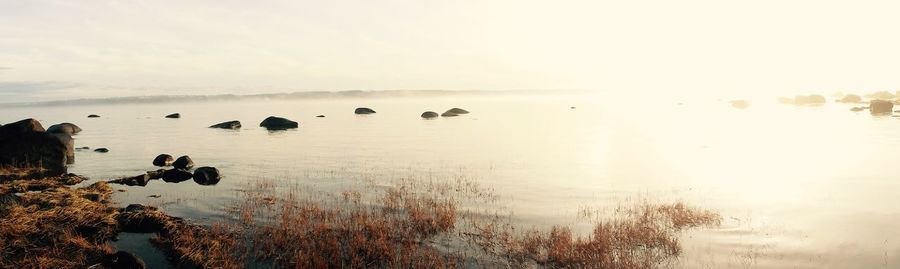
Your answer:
[2,0,900,102]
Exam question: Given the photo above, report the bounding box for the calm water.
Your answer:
[2,94,898,268]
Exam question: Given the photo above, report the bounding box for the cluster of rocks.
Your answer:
[112,154,220,187]
[422,108,470,119]
[0,119,78,176]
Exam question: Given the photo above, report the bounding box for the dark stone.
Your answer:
[445,108,470,114]
[0,119,67,176]
[838,94,862,103]
[153,154,173,167]
[162,169,192,183]
[172,155,194,170]
[210,120,241,129]
[165,113,180,118]
[46,123,82,135]
[421,111,439,118]
[79,146,90,150]
[316,115,325,118]
[52,133,75,164]
[87,114,100,118]
[94,148,109,153]
[870,100,894,114]
[147,169,165,180]
[441,111,459,117]
[102,251,147,269]
[193,166,221,185]
[259,116,298,130]
[354,107,376,114]
[570,106,576,109]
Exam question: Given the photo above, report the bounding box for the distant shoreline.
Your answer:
[1,89,591,108]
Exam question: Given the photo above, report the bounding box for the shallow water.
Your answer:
[2,94,899,268]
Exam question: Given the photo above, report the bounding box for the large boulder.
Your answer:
[165,113,180,118]
[173,155,194,170]
[445,108,470,114]
[354,107,376,114]
[162,169,193,183]
[209,120,241,129]
[259,116,298,130]
[838,94,862,103]
[47,123,82,135]
[421,111,439,119]
[52,133,75,164]
[193,166,221,185]
[0,119,67,176]
[153,154,174,167]
[870,100,894,114]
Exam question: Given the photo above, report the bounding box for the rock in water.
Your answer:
[102,251,147,269]
[730,100,749,109]
[441,111,459,117]
[316,115,325,118]
[354,107,376,114]
[153,154,174,167]
[209,120,241,129]
[445,108,469,114]
[193,166,221,185]
[47,123,83,135]
[838,94,862,103]
[0,119,67,176]
[421,111,439,118]
[162,169,193,183]
[259,116,298,130]
[52,133,75,164]
[87,114,100,118]
[870,100,894,114]
[173,155,194,170]
[165,113,180,118]
[94,148,109,153]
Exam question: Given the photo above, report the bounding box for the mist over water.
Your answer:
[2,93,898,268]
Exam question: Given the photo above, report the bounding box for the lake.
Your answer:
[1,93,897,268]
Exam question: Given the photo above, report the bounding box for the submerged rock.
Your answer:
[209,120,241,129]
[259,116,298,130]
[445,108,470,114]
[354,107,376,114]
[162,169,193,183]
[421,111,439,118]
[87,114,100,118]
[193,166,221,185]
[47,123,82,135]
[172,156,194,170]
[52,133,75,164]
[94,148,109,153]
[441,111,459,117]
[870,100,894,115]
[316,115,325,118]
[165,113,180,118]
[153,154,174,167]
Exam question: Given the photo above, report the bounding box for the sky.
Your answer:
[3,0,900,102]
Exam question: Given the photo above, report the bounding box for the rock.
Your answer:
[441,111,459,117]
[165,113,180,118]
[153,154,174,167]
[838,94,862,103]
[445,108,470,114]
[162,169,193,183]
[87,114,100,118]
[570,107,576,109]
[172,156,194,170]
[147,169,166,180]
[316,115,325,118]
[52,133,75,164]
[870,100,894,114]
[730,100,749,109]
[79,146,90,150]
[46,123,82,135]
[209,120,241,129]
[0,119,67,176]
[94,148,109,153]
[793,95,826,105]
[354,107,376,114]
[259,116,298,130]
[850,107,867,112]
[193,166,221,185]
[421,111,439,118]
[111,174,151,187]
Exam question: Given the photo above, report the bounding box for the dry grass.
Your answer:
[0,181,118,268]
